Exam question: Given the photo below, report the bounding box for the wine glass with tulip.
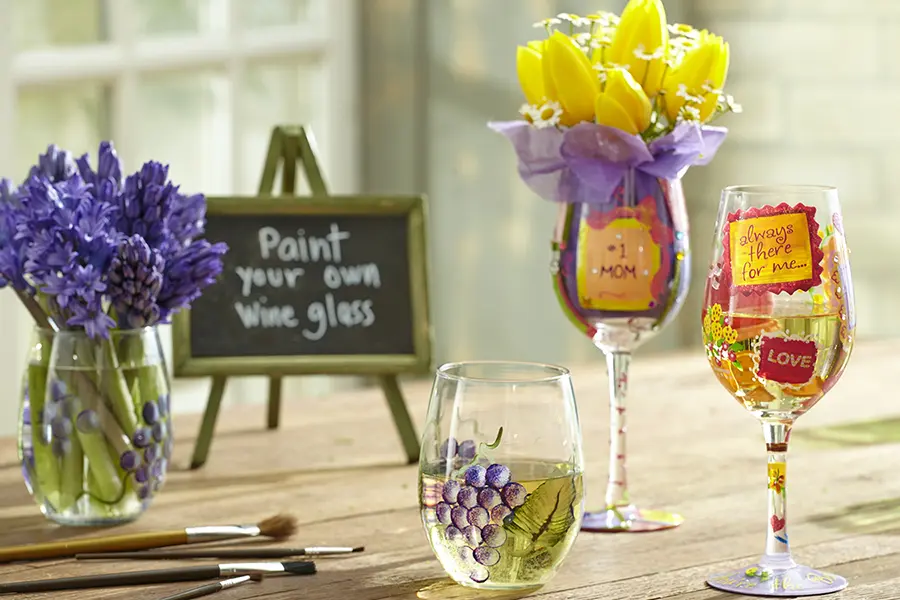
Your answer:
[491,1,737,532]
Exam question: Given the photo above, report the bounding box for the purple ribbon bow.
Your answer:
[488,120,727,206]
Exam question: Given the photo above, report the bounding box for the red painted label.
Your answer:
[757,336,817,385]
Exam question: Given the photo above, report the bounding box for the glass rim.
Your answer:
[436,360,570,384]
[722,184,837,195]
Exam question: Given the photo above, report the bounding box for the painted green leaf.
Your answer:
[731,360,744,371]
[504,476,577,550]
[730,342,743,352]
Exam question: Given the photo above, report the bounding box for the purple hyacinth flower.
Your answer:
[50,380,67,402]
[157,239,227,320]
[142,401,159,425]
[133,428,151,448]
[120,450,140,471]
[137,484,151,500]
[108,235,165,329]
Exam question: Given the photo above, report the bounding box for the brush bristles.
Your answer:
[257,514,298,540]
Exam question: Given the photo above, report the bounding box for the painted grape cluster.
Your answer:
[434,438,527,583]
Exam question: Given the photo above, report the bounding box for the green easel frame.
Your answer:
[177,125,432,469]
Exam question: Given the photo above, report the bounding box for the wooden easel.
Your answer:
[188,126,422,470]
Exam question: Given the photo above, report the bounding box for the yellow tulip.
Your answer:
[594,93,639,135]
[516,45,545,106]
[603,68,652,132]
[662,31,729,122]
[544,31,600,125]
[606,0,668,97]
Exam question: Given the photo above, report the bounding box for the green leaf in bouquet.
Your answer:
[731,360,744,371]
[730,342,744,352]
[504,476,577,551]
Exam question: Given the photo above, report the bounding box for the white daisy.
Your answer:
[680,105,701,122]
[633,44,665,61]
[668,23,699,39]
[532,101,563,129]
[556,13,591,26]
[533,17,561,28]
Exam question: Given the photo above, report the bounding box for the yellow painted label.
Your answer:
[730,212,813,287]
[577,217,661,311]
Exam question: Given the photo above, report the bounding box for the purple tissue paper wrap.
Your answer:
[488,120,727,206]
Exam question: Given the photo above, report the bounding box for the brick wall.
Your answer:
[678,0,894,346]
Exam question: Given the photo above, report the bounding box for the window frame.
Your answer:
[0,0,359,421]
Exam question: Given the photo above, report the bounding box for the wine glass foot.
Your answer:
[580,505,684,533]
[707,564,847,596]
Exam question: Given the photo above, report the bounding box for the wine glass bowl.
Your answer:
[702,185,854,596]
[551,172,690,532]
[418,361,584,590]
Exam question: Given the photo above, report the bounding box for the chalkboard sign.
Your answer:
[173,195,432,377]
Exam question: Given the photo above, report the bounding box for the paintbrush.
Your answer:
[0,561,314,593]
[77,546,364,560]
[0,514,297,563]
[156,574,262,600]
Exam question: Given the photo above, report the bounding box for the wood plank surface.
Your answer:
[0,339,898,599]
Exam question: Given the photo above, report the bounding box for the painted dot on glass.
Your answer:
[591,268,599,274]
[676,231,684,240]
[649,301,656,308]
[643,269,649,276]
[638,246,644,253]
[616,233,622,240]
[676,251,685,260]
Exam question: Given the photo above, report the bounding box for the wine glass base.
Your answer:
[581,505,684,532]
[707,564,847,596]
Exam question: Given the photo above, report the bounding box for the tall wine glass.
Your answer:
[551,169,690,532]
[702,185,854,595]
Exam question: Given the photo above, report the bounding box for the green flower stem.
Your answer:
[98,340,138,435]
[27,363,59,508]
[77,425,123,502]
[62,370,125,504]
[58,431,84,512]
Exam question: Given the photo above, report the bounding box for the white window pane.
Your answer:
[13,0,107,52]
[15,84,109,182]
[238,60,322,195]
[134,0,225,38]
[134,71,232,195]
[237,0,314,29]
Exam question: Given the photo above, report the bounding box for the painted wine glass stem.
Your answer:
[605,351,631,511]
[763,421,794,571]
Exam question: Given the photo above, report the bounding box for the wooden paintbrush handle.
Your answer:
[0,530,188,562]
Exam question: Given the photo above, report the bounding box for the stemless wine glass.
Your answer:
[702,185,855,596]
[551,169,690,532]
[418,362,584,590]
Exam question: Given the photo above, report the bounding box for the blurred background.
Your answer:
[0,0,884,432]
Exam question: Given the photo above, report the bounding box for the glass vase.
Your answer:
[18,326,173,526]
[419,361,584,590]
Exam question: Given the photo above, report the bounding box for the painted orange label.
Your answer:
[722,204,823,296]
[730,212,812,286]
[577,218,660,311]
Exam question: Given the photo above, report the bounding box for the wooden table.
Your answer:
[1,340,900,599]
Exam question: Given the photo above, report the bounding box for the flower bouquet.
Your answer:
[0,143,227,524]
[491,2,739,205]
[489,2,741,532]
